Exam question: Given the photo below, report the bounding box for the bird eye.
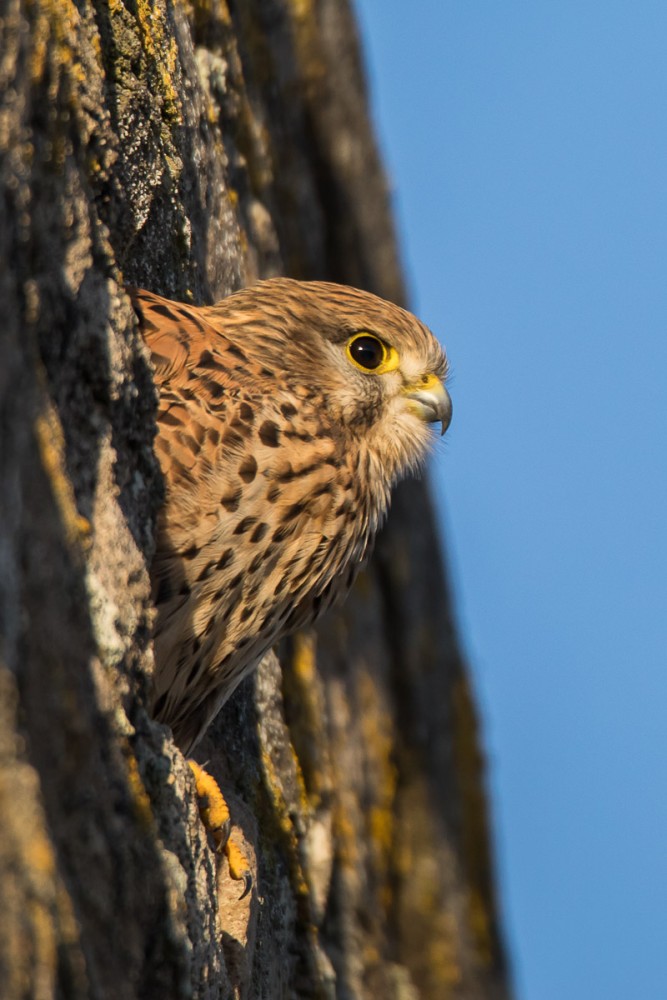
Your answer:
[346,334,387,372]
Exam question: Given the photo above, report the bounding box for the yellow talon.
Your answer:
[188,761,252,898]
[225,834,252,900]
[188,760,231,848]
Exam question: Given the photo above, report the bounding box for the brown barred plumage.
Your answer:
[132,278,452,752]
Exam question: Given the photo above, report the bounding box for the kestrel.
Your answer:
[132,279,452,755]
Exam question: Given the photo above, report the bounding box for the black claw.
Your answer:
[212,819,231,853]
[238,872,252,900]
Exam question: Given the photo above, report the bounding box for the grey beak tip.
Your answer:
[440,395,452,436]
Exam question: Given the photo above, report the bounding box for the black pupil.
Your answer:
[351,336,384,370]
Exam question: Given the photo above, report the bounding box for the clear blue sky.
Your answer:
[354,3,667,998]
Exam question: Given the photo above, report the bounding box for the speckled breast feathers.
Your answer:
[133,279,451,751]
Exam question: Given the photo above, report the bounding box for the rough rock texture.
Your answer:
[0,0,512,998]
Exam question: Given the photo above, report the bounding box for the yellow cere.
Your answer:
[415,373,443,393]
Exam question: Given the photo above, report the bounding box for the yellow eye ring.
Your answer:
[346,333,400,374]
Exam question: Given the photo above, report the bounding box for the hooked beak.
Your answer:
[403,374,452,436]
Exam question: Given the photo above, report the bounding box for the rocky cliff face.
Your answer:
[0,1,511,997]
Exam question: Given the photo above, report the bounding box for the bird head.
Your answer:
[213,278,452,486]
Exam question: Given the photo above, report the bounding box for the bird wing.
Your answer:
[130,288,262,489]
[131,287,252,404]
